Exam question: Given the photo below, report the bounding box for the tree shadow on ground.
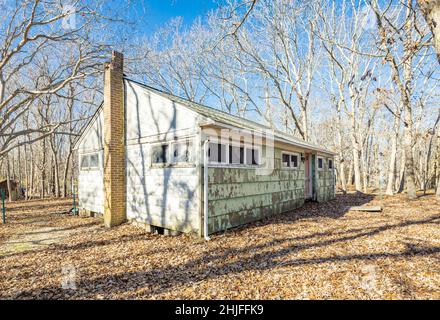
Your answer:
[13,197,439,298]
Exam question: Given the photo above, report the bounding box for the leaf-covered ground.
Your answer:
[0,192,439,299]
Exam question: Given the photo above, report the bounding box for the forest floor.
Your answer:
[0,192,439,299]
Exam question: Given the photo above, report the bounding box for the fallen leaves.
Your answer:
[0,192,439,299]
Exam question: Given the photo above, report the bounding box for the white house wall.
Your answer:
[124,80,201,233]
[125,80,201,143]
[77,110,104,214]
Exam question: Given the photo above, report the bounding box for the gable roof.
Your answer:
[125,78,337,156]
[73,103,103,151]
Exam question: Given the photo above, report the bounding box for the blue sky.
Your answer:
[130,0,221,32]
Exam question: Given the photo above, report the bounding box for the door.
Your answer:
[304,153,312,199]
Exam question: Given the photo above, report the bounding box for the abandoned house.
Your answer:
[74,51,336,237]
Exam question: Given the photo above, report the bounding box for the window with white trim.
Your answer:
[172,140,193,163]
[328,159,333,170]
[229,144,244,164]
[152,144,169,164]
[246,147,260,165]
[282,152,299,169]
[208,142,227,163]
[318,157,324,170]
[80,152,99,171]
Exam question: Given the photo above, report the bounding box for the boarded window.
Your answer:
[229,145,244,164]
[318,157,323,169]
[208,143,227,163]
[328,159,333,169]
[246,148,260,165]
[172,140,193,163]
[152,144,169,164]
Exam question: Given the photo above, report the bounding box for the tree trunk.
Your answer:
[418,0,440,63]
[6,155,12,202]
[386,132,398,195]
[352,145,362,192]
[436,123,440,198]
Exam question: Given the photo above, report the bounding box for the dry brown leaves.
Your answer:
[0,192,439,300]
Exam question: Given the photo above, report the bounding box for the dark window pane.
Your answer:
[329,159,333,169]
[318,158,323,169]
[282,154,290,167]
[291,155,298,168]
[152,144,168,163]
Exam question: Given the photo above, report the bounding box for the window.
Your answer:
[328,159,333,170]
[282,154,290,167]
[318,157,324,170]
[291,154,298,168]
[282,152,299,169]
[80,155,90,170]
[89,153,99,169]
[229,145,244,164]
[152,144,168,164]
[208,143,227,163]
[172,140,193,163]
[246,147,260,165]
[80,153,99,171]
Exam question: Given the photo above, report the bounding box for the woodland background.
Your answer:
[0,0,439,201]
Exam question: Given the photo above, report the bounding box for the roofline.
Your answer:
[123,77,337,156]
[200,121,337,156]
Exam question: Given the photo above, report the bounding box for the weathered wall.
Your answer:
[125,80,202,142]
[207,147,305,234]
[316,156,335,202]
[126,143,200,233]
[78,110,104,214]
[78,150,104,214]
[124,79,201,233]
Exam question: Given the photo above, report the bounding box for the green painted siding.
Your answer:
[207,147,305,234]
[316,157,336,202]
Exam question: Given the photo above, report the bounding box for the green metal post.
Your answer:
[1,189,5,224]
[73,187,77,215]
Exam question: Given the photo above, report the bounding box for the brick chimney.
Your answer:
[103,51,126,227]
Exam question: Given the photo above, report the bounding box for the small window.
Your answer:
[172,140,193,163]
[318,157,324,170]
[208,143,227,163]
[89,154,99,168]
[229,145,244,164]
[282,154,290,167]
[328,159,333,169]
[80,155,90,170]
[152,144,169,164]
[290,154,298,168]
[282,152,299,169]
[246,147,260,165]
[80,153,99,170]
